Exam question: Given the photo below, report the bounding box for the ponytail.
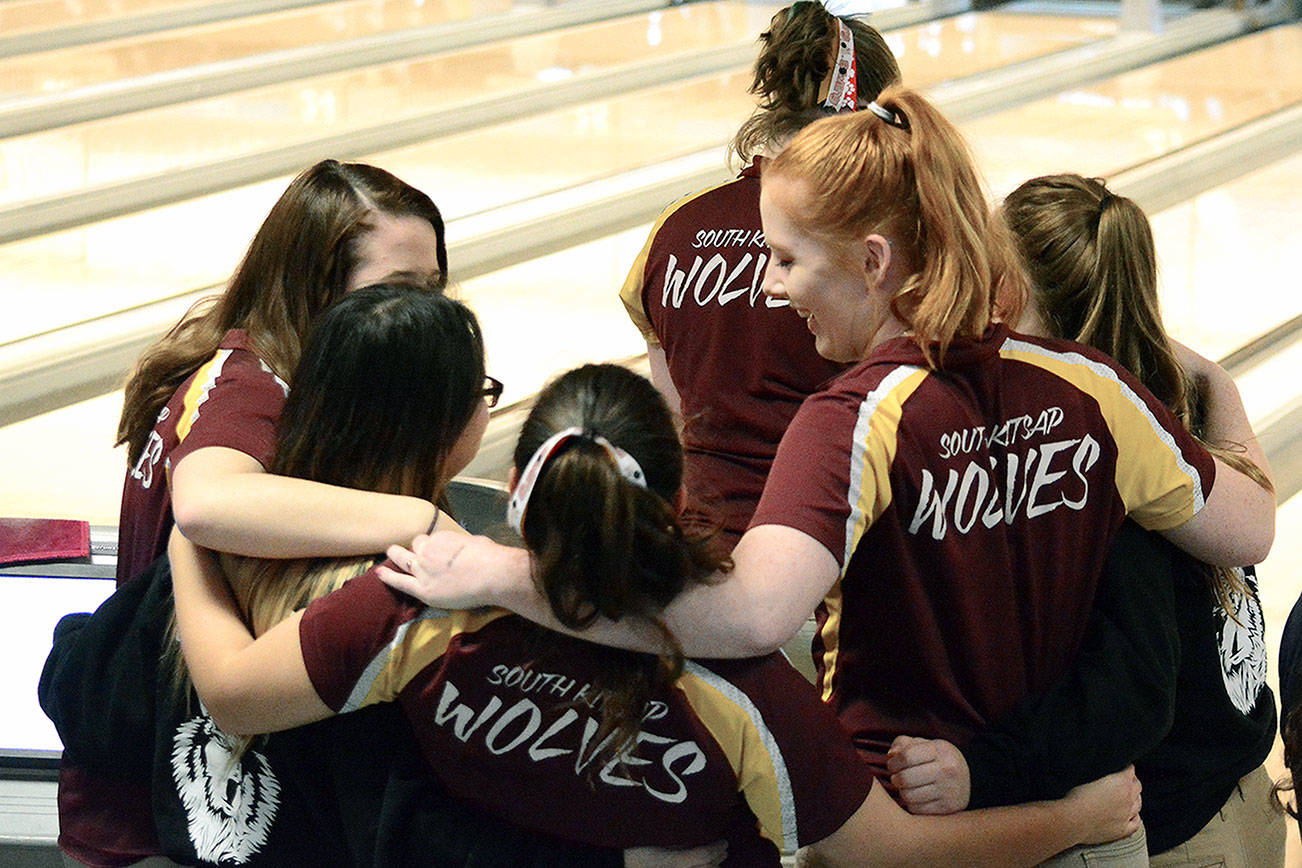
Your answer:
[732,3,900,163]
[515,365,729,755]
[769,86,1025,365]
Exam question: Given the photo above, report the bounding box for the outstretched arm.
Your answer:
[168,528,331,735]
[1161,346,1274,566]
[171,446,437,559]
[810,768,1141,867]
[379,523,839,658]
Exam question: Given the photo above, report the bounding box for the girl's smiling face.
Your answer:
[759,174,882,364]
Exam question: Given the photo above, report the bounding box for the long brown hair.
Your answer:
[513,364,729,754]
[732,2,900,164]
[767,86,1026,365]
[1002,174,1273,609]
[118,160,447,465]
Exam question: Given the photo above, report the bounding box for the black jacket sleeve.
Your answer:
[964,521,1181,807]
[37,555,173,776]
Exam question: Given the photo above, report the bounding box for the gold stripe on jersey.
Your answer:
[1000,338,1206,529]
[618,178,740,344]
[172,350,232,447]
[340,608,511,713]
[820,365,926,703]
[678,662,798,852]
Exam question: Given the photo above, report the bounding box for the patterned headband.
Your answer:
[819,18,858,112]
[506,427,647,534]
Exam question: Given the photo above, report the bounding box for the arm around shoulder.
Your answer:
[171,446,437,559]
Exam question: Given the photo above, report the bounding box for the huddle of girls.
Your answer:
[44,2,1288,866]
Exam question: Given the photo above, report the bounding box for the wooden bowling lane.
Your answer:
[0,2,786,208]
[0,1,776,106]
[0,9,1112,344]
[966,24,1302,200]
[224,11,1116,222]
[0,0,249,40]
[0,8,1110,208]
[1151,149,1302,380]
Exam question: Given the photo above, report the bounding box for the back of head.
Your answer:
[512,363,728,754]
[514,364,724,627]
[767,86,1025,364]
[272,283,482,500]
[234,283,484,634]
[1001,174,1181,416]
[732,2,901,162]
[118,160,446,463]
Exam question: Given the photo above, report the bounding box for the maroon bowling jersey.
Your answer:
[750,325,1217,775]
[115,329,286,584]
[621,159,845,546]
[299,569,874,864]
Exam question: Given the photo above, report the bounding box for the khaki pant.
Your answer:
[1038,826,1149,867]
[1149,765,1286,868]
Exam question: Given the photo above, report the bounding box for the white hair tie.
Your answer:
[506,427,646,533]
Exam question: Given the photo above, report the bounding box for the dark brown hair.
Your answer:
[732,2,901,163]
[226,284,484,635]
[118,160,447,465]
[514,364,729,753]
[768,86,1027,365]
[1002,173,1273,609]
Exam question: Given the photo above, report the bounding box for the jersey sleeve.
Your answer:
[299,568,458,713]
[167,347,287,472]
[750,370,921,567]
[619,225,659,344]
[999,337,1217,530]
[680,657,874,852]
[1097,369,1217,530]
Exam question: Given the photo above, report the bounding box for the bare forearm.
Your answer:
[811,786,1104,868]
[383,525,837,658]
[173,453,435,558]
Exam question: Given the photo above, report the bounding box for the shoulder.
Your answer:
[651,176,757,238]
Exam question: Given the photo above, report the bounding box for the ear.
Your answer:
[862,234,892,287]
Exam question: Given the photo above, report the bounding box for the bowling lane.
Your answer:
[965,24,1302,199]
[0,2,779,109]
[0,0,242,39]
[0,1,787,204]
[1150,149,1302,382]
[0,0,566,102]
[0,10,1113,342]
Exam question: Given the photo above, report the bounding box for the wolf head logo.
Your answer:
[171,714,281,864]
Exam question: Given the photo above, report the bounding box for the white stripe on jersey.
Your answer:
[1002,337,1206,512]
[841,365,923,571]
[683,661,798,851]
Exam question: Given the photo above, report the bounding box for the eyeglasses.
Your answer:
[482,375,504,408]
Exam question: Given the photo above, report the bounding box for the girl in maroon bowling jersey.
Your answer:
[62,160,449,868]
[380,90,1276,862]
[168,352,1142,865]
[621,2,899,548]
